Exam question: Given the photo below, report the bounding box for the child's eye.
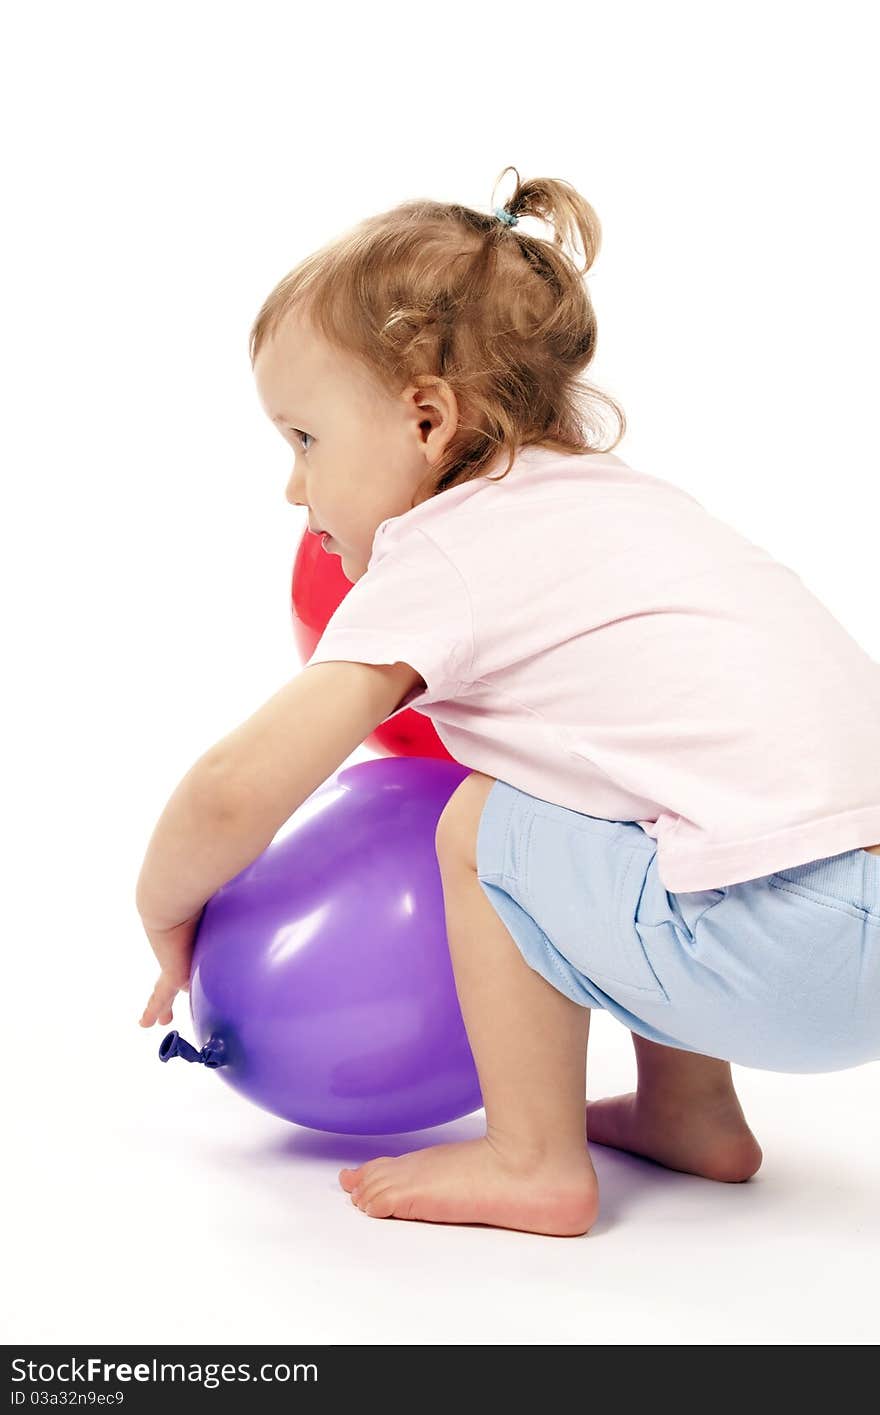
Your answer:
[291,428,313,452]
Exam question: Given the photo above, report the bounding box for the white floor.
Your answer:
[6,994,878,1346]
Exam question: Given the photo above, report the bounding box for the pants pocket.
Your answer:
[523,811,669,1001]
[769,851,879,922]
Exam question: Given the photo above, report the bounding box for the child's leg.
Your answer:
[631,1031,738,1101]
[339,771,599,1237]
[585,1030,764,1182]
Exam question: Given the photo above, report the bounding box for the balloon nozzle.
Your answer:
[159,1030,228,1068]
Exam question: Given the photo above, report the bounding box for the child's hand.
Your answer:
[138,911,203,1028]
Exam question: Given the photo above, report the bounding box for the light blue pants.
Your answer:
[476,780,880,1073]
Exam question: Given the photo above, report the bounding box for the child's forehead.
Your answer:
[256,323,373,422]
[271,314,354,385]
[255,325,323,406]
[269,310,320,371]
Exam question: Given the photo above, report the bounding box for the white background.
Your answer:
[3,0,878,1347]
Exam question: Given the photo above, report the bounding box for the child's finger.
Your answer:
[139,995,163,1027]
[139,975,177,1027]
[140,1001,170,1027]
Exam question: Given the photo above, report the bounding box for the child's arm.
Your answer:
[136,658,424,926]
[135,658,424,1018]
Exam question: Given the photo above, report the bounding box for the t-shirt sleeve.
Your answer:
[304,526,475,720]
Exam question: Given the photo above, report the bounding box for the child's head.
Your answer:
[251,166,625,582]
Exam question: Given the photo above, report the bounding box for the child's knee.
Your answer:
[435,771,497,869]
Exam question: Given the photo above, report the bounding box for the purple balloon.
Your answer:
[160,756,483,1135]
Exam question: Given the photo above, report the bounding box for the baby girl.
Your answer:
[136,166,880,1237]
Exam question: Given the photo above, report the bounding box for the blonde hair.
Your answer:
[248,165,626,508]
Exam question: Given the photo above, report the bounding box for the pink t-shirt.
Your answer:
[306,444,880,892]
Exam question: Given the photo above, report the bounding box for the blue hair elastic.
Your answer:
[493,205,519,227]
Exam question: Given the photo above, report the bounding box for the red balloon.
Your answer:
[291,528,458,762]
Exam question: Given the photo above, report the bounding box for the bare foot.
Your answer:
[339,1135,599,1236]
[585,1090,763,1183]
